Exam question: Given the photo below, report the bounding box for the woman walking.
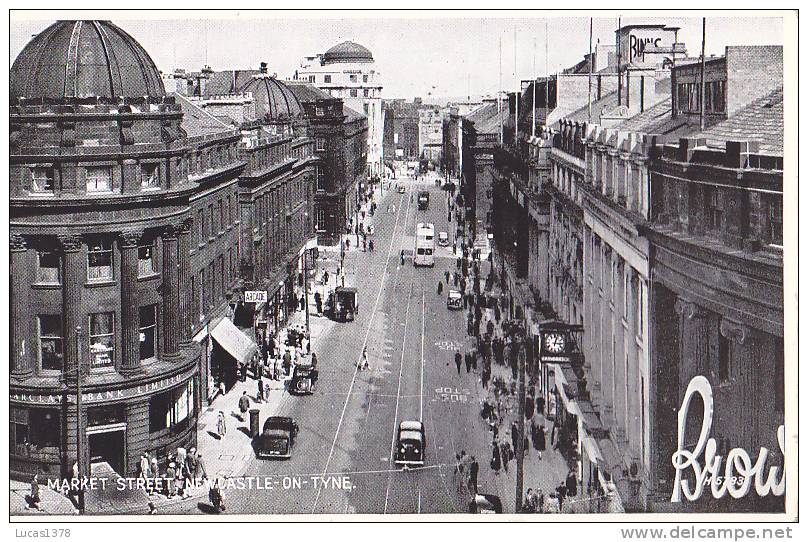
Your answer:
[216,411,227,439]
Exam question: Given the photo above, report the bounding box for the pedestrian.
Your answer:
[139,453,150,482]
[500,440,510,473]
[524,489,536,513]
[465,351,472,373]
[283,350,292,376]
[28,474,41,511]
[217,411,227,439]
[314,291,322,315]
[238,391,250,420]
[511,421,519,454]
[369,239,374,252]
[165,462,176,498]
[257,375,264,403]
[490,440,501,474]
[239,362,248,382]
[150,456,160,481]
[400,250,405,266]
[445,270,450,284]
[311,352,318,368]
[437,280,443,295]
[274,357,283,380]
[454,351,462,374]
[468,457,479,494]
[186,448,198,483]
[363,238,367,251]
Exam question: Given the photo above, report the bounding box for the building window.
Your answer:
[88,312,115,369]
[138,240,156,277]
[323,75,331,83]
[36,250,61,284]
[86,166,112,193]
[718,332,731,383]
[316,167,326,191]
[309,75,316,83]
[350,74,358,83]
[350,89,358,97]
[197,209,205,245]
[38,315,63,371]
[768,196,783,246]
[139,305,158,361]
[209,204,215,238]
[140,163,160,189]
[364,103,369,115]
[316,138,326,152]
[708,187,723,233]
[149,379,195,433]
[363,89,369,98]
[316,208,327,231]
[219,199,225,233]
[87,239,113,282]
[31,167,55,193]
[11,408,60,453]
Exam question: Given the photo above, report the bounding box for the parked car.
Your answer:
[255,416,299,459]
[438,231,449,246]
[394,420,426,467]
[324,286,359,322]
[447,289,463,310]
[289,362,318,395]
[469,493,503,514]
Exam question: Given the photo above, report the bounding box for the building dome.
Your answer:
[239,75,303,121]
[322,41,374,64]
[10,20,165,101]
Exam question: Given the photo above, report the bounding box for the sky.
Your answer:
[9,11,787,99]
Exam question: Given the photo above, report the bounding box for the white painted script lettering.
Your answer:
[670,376,785,503]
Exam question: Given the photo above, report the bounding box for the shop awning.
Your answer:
[550,363,584,418]
[581,435,604,464]
[211,317,258,366]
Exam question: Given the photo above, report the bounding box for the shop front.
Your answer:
[209,316,259,393]
[10,364,200,481]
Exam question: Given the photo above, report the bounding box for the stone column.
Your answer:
[161,225,180,359]
[11,234,33,378]
[59,235,84,377]
[119,231,143,376]
[178,218,193,346]
[674,297,710,380]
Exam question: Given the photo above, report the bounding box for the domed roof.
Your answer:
[11,20,165,101]
[322,41,374,64]
[239,75,303,121]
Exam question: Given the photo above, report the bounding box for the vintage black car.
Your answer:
[469,493,503,514]
[447,289,463,310]
[289,362,318,395]
[394,420,426,467]
[255,416,299,459]
[324,286,359,322]
[417,191,429,210]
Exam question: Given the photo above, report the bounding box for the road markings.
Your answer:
[312,183,411,514]
[384,279,414,514]
[420,291,425,422]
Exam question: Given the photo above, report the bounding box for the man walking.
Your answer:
[468,456,479,495]
[454,351,462,374]
[465,350,473,373]
[238,391,250,421]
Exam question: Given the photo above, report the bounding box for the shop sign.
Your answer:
[670,376,785,503]
[11,366,196,406]
[245,290,268,303]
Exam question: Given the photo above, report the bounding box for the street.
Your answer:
[166,175,518,515]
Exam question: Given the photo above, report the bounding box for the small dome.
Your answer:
[239,76,303,121]
[322,41,374,64]
[11,20,165,101]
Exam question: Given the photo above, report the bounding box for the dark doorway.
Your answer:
[89,430,125,475]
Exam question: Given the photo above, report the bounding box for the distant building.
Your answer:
[418,105,449,165]
[294,41,384,177]
[383,98,420,163]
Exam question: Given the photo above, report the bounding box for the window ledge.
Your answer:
[32,282,61,290]
[90,366,116,374]
[137,272,161,282]
[85,279,116,288]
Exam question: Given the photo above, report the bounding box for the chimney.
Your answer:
[259,62,268,74]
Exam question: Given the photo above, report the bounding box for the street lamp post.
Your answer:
[303,249,311,337]
[74,326,85,514]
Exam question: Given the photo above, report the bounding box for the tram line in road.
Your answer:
[311,186,414,513]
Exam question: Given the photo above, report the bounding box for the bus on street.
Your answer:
[414,222,435,267]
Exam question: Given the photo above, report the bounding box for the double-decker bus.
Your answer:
[414,222,435,267]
